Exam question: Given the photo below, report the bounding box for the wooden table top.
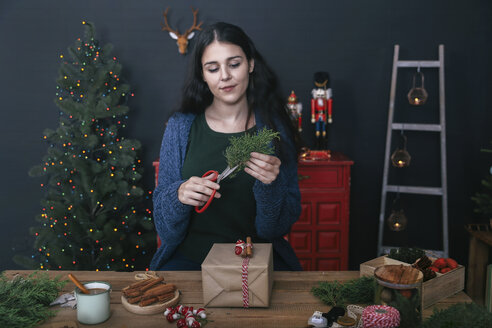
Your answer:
[3,270,472,328]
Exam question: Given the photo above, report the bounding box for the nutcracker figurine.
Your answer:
[311,72,332,147]
[287,90,303,132]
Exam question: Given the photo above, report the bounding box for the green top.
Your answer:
[177,113,263,263]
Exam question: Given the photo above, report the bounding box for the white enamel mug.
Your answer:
[74,281,112,324]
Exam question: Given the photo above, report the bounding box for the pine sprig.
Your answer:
[388,247,425,264]
[0,272,67,328]
[422,302,492,327]
[388,291,421,328]
[311,276,376,307]
[224,127,280,178]
[471,141,492,220]
[472,175,492,218]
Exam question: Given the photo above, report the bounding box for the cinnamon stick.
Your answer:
[125,289,142,298]
[122,289,134,297]
[68,273,89,294]
[124,277,162,295]
[139,297,158,307]
[127,295,142,304]
[128,278,154,289]
[139,277,164,292]
[157,291,176,302]
[246,236,253,257]
[142,284,175,299]
[128,276,161,290]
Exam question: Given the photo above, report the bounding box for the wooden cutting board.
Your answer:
[374,264,423,285]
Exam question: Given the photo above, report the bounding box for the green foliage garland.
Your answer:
[311,276,376,307]
[224,127,280,178]
[0,272,66,328]
[422,302,492,328]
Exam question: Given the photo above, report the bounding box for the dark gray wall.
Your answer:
[1,0,491,271]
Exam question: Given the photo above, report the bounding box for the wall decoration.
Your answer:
[161,7,203,55]
[407,68,428,105]
[287,90,303,132]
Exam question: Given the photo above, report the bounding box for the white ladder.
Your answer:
[377,44,448,258]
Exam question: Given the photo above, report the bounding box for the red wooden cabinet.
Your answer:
[153,152,353,270]
[290,152,353,271]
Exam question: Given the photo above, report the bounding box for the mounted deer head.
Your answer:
[161,7,203,55]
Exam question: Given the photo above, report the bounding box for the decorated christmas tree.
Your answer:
[15,21,155,271]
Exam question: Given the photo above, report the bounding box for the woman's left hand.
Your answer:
[244,152,281,185]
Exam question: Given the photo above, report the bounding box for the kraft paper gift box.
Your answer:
[201,243,273,307]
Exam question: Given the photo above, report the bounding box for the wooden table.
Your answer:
[3,270,472,328]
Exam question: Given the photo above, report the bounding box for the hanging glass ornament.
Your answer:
[387,193,407,231]
[387,209,408,232]
[407,69,428,106]
[391,133,411,168]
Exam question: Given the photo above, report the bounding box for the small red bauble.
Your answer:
[178,305,189,315]
[176,318,187,328]
[165,307,175,316]
[190,321,201,328]
[235,239,245,256]
[166,313,175,323]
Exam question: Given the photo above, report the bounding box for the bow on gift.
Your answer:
[234,237,253,308]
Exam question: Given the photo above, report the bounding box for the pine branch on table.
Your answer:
[0,272,67,328]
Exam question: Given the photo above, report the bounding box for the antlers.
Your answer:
[186,7,203,36]
[161,7,203,38]
[161,8,177,35]
[161,7,203,54]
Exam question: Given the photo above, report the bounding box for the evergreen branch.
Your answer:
[311,276,375,307]
[0,272,67,328]
[388,291,421,328]
[422,302,492,327]
[224,127,280,178]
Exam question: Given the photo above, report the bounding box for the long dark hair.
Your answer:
[178,22,301,159]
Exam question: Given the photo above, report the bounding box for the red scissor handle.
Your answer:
[195,170,219,213]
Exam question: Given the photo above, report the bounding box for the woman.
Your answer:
[150,22,302,271]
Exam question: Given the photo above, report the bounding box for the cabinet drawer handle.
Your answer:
[298,175,310,181]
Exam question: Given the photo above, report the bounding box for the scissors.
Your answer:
[195,165,238,213]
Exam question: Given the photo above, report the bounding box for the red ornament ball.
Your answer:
[176,318,187,328]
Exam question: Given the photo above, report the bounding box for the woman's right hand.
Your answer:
[178,174,221,207]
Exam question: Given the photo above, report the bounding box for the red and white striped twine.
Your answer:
[362,305,400,328]
[241,257,250,308]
